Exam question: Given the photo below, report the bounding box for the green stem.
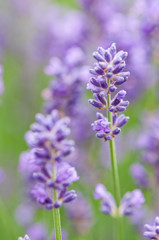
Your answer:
[52,165,62,240]
[107,91,121,206]
[107,80,123,240]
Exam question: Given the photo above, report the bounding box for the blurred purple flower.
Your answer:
[18,235,31,240]
[94,184,116,216]
[66,194,93,234]
[20,110,79,209]
[119,189,145,216]
[130,163,149,188]
[144,216,159,239]
[15,203,35,226]
[27,223,47,240]
[94,184,145,217]
[43,47,89,117]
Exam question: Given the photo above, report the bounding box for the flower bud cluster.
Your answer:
[43,47,89,116]
[18,235,31,240]
[144,217,159,239]
[92,112,129,140]
[94,184,145,217]
[20,110,79,210]
[87,43,130,139]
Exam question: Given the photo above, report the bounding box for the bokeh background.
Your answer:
[0,0,159,239]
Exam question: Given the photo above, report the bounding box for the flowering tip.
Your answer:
[18,235,31,240]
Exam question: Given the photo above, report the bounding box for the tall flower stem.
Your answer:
[52,165,62,240]
[107,80,122,240]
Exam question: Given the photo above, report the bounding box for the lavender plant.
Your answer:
[20,109,79,240]
[87,43,145,239]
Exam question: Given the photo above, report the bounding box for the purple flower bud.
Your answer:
[115,114,130,128]
[18,235,31,240]
[31,183,53,207]
[88,99,104,109]
[112,128,121,135]
[144,217,159,239]
[62,190,77,203]
[109,85,117,92]
[114,76,126,85]
[56,162,79,187]
[94,66,105,75]
[120,189,145,216]
[94,93,107,105]
[111,90,127,106]
[54,201,62,208]
[106,72,113,78]
[92,114,111,140]
[130,163,149,188]
[116,106,126,112]
[98,76,108,89]
[89,69,97,75]
[109,43,117,58]
[112,62,126,74]
[33,172,47,183]
[90,77,101,87]
[104,51,111,62]
[113,57,122,65]
[99,61,107,69]
[93,52,105,62]
[94,184,116,216]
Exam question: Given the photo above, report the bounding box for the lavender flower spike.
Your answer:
[18,235,31,240]
[88,43,130,140]
[94,184,117,216]
[119,189,145,216]
[21,109,79,209]
[88,43,130,97]
[144,217,159,239]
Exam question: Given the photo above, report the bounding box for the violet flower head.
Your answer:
[88,43,130,97]
[43,47,89,116]
[130,163,149,188]
[15,203,35,226]
[144,217,159,239]
[91,113,111,140]
[27,223,47,240]
[94,184,116,216]
[25,109,74,162]
[92,112,129,140]
[21,110,79,209]
[18,235,31,240]
[66,194,93,234]
[94,185,145,217]
[119,189,145,216]
[88,43,130,140]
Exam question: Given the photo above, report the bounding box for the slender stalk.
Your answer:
[107,79,123,240]
[52,165,62,240]
[107,90,121,205]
